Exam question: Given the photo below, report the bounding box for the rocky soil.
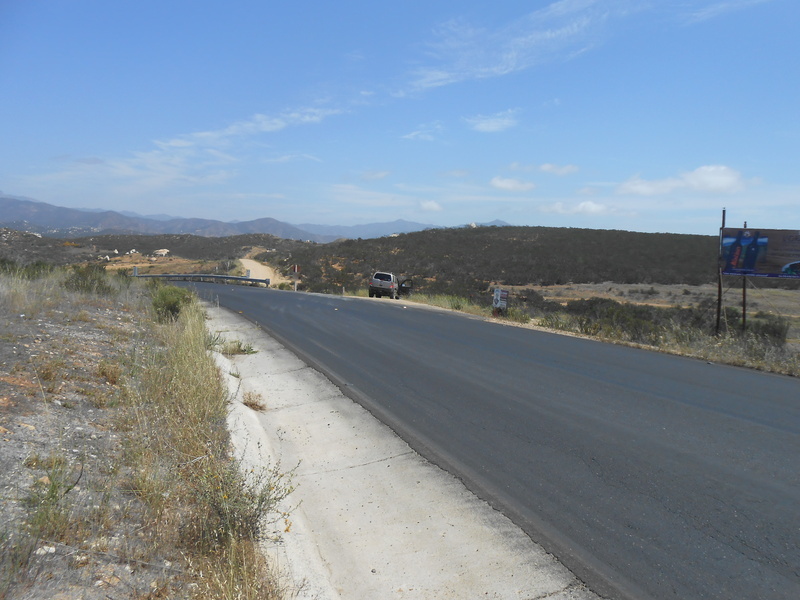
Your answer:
[0,288,190,599]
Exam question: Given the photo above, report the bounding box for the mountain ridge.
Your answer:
[0,195,474,242]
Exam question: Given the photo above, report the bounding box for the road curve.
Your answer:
[190,284,800,600]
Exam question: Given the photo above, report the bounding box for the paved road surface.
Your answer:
[191,284,800,600]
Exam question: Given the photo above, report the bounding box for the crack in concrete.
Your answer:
[299,450,415,477]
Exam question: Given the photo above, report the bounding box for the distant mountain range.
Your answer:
[0,195,506,242]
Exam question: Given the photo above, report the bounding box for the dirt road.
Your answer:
[240,258,289,285]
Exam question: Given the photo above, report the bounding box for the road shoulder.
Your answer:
[206,304,599,600]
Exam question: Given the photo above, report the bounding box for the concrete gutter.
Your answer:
[206,304,601,600]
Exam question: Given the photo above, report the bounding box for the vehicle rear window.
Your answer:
[375,273,391,281]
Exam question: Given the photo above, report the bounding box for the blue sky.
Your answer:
[1,0,797,234]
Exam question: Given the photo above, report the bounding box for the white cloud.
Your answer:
[617,165,747,195]
[490,176,536,192]
[420,200,443,212]
[541,200,608,214]
[465,109,519,133]
[681,165,747,192]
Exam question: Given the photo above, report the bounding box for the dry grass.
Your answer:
[396,282,800,376]
[528,283,800,376]
[243,391,267,412]
[221,339,258,356]
[0,268,294,599]
[120,299,293,597]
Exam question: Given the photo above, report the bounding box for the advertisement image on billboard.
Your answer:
[721,228,800,278]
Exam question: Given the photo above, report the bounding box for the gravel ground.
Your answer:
[0,288,188,599]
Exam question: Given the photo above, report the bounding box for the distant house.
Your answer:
[153,249,170,257]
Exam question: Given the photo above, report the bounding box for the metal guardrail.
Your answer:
[132,272,270,286]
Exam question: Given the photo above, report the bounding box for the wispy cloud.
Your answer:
[330,183,412,208]
[490,176,536,192]
[617,165,748,195]
[159,108,341,149]
[541,200,608,214]
[511,161,579,175]
[406,1,772,92]
[681,0,772,24]
[408,0,622,91]
[540,163,579,175]
[263,153,322,164]
[361,170,391,181]
[466,109,519,133]
[402,121,444,141]
[27,107,340,197]
[442,169,469,178]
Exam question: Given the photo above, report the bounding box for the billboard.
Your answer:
[721,228,800,278]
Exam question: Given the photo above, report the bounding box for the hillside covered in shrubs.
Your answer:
[258,225,721,296]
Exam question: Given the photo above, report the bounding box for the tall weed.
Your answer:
[0,269,66,318]
[122,300,292,594]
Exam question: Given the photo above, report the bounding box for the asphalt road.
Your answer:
[191,284,800,600]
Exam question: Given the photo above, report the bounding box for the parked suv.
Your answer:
[369,271,400,299]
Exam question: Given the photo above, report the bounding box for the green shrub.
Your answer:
[63,264,113,295]
[151,285,193,322]
[505,307,531,323]
[748,312,790,346]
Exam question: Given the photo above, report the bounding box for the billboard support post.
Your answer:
[742,267,747,333]
[742,221,748,333]
[716,209,725,335]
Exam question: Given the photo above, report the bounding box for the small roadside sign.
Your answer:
[493,288,508,314]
